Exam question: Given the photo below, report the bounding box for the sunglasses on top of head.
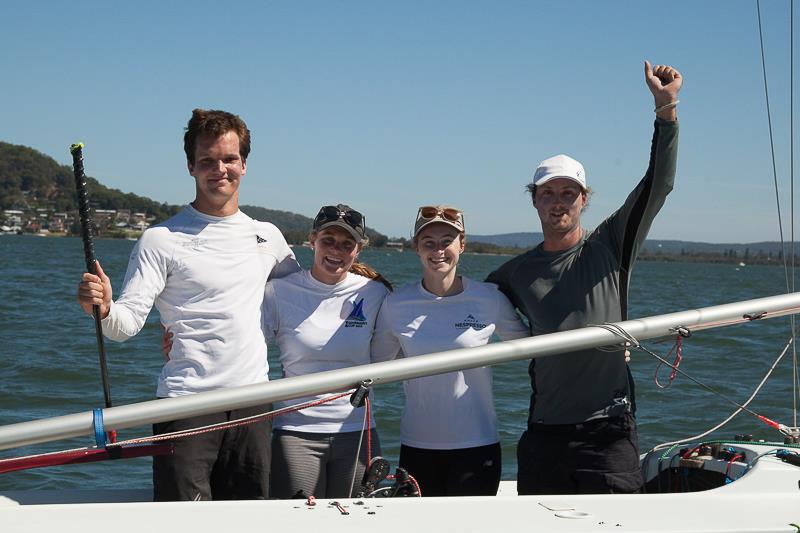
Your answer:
[314,205,365,232]
[416,206,462,224]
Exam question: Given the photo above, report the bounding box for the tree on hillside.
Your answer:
[0,141,180,222]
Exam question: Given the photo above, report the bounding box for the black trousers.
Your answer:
[152,403,272,501]
[516,412,643,495]
[399,442,502,497]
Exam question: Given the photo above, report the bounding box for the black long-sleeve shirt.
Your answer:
[487,118,679,425]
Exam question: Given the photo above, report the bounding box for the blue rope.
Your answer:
[92,408,107,448]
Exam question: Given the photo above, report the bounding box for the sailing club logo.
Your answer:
[455,313,488,330]
[345,298,368,328]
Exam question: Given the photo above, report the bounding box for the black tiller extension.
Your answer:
[70,143,113,412]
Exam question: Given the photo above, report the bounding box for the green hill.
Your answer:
[0,141,387,245]
[240,205,388,246]
[0,142,179,221]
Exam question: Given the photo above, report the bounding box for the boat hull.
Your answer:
[2,442,799,533]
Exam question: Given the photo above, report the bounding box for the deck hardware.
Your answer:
[330,501,349,515]
[670,326,691,338]
[776,449,800,467]
[350,380,373,407]
[554,511,592,519]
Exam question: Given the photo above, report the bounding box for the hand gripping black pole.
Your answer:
[70,143,113,412]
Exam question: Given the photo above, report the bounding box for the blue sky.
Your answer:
[1,0,797,242]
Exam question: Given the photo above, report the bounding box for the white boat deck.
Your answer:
[2,448,798,533]
[2,296,800,532]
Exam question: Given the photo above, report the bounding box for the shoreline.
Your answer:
[3,233,788,267]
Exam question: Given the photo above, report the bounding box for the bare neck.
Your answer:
[421,271,463,297]
[191,195,239,217]
[310,265,347,286]
[541,226,584,252]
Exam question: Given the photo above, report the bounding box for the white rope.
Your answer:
[591,323,795,450]
[347,398,370,498]
[111,390,354,447]
[650,337,794,450]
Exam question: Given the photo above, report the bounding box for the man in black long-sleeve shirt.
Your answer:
[487,61,682,494]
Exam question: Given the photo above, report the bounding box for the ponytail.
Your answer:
[349,260,393,291]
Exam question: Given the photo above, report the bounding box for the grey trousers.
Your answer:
[270,428,381,499]
[152,404,272,501]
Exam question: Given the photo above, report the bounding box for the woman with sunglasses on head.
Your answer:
[264,204,393,499]
[371,206,528,497]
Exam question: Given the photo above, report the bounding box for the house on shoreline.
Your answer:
[2,207,154,237]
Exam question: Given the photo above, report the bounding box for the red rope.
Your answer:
[0,390,355,474]
[385,472,422,496]
[654,335,683,389]
[681,444,702,459]
[725,453,745,479]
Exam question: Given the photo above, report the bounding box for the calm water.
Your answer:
[0,234,797,491]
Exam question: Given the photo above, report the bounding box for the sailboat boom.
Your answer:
[1,291,798,452]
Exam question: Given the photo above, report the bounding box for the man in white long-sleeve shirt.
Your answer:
[77,109,300,501]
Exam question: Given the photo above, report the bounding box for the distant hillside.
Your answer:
[240,205,387,246]
[2,141,793,253]
[641,239,794,256]
[467,232,542,248]
[0,141,388,244]
[0,142,179,221]
[467,232,797,257]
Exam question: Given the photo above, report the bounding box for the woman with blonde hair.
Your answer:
[264,204,392,499]
[371,205,528,496]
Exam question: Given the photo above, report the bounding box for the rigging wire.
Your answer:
[757,0,800,428]
[757,0,791,291]
[650,337,795,450]
[792,0,798,430]
[593,323,795,444]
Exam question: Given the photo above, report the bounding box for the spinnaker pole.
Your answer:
[1,291,800,451]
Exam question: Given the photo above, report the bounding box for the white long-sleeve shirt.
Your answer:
[101,205,300,397]
[371,277,528,449]
[263,270,390,433]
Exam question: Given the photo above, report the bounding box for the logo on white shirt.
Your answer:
[454,313,488,330]
[345,298,368,328]
[180,237,206,250]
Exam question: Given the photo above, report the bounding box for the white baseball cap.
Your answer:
[532,154,587,189]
